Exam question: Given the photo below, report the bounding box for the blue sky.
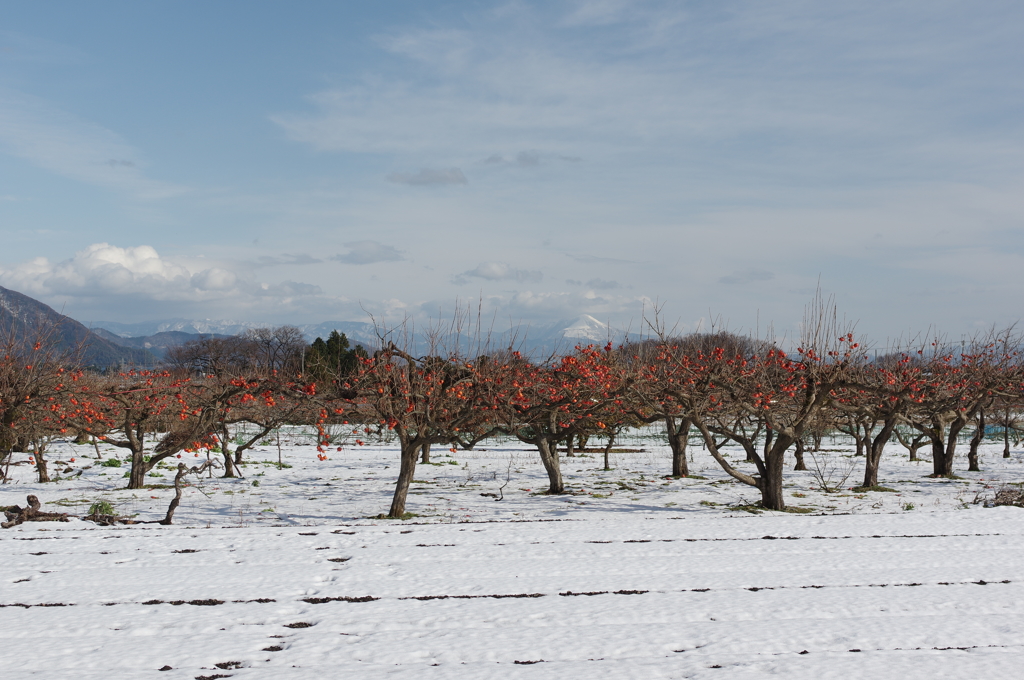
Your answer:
[1,0,1023,342]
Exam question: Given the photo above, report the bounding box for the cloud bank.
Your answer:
[0,243,328,320]
[454,262,543,285]
[331,241,404,265]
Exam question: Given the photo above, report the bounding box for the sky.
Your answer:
[1,0,1023,343]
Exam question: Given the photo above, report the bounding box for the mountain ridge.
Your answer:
[88,313,630,357]
[0,286,157,368]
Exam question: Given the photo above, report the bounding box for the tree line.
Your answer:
[3,310,1024,518]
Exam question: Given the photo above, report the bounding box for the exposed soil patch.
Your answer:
[302,595,378,604]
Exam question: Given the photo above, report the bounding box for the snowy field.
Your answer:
[3,430,1024,679]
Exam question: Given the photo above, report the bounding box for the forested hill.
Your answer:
[0,286,156,368]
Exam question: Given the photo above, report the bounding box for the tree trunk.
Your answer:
[221,424,236,477]
[222,448,236,477]
[941,420,968,476]
[928,436,948,476]
[861,419,898,489]
[895,429,924,461]
[388,439,419,518]
[666,416,691,477]
[128,447,147,489]
[565,437,575,458]
[535,438,564,494]
[862,457,879,487]
[793,439,807,471]
[1004,420,1011,458]
[759,444,788,511]
[603,431,616,471]
[34,449,50,483]
[968,410,984,472]
[160,464,188,525]
[420,442,431,464]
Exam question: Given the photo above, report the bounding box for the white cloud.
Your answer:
[190,267,237,291]
[454,262,543,284]
[0,243,191,297]
[0,243,325,315]
[331,241,405,265]
[480,151,541,168]
[254,253,323,267]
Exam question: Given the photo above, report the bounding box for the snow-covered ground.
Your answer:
[3,430,1024,678]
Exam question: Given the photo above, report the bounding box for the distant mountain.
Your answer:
[91,329,234,360]
[514,315,628,356]
[91,319,380,350]
[84,314,629,359]
[0,286,157,368]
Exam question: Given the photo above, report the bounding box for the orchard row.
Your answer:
[3,321,1023,516]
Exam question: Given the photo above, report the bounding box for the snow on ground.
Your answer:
[3,429,1024,678]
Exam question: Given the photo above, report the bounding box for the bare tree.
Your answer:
[242,326,306,375]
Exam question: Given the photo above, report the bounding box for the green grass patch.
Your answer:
[730,504,763,514]
[100,458,122,467]
[783,506,815,514]
[699,500,721,507]
[852,485,898,493]
[369,512,421,520]
[88,500,115,516]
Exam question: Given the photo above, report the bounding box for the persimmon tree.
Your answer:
[830,349,925,488]
[629,332,768,478]
[904,331,1021,477]
[494,344,627,494]
[351,343,485,518]
[166,334,309,477]
[71,371,217,489]
[0,325,81,483]
[638,302,859,510]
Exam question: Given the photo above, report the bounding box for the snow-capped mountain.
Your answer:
[91,319,380,348]
[88,314,629,357]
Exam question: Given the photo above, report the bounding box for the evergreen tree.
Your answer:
[306,331,366,383]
